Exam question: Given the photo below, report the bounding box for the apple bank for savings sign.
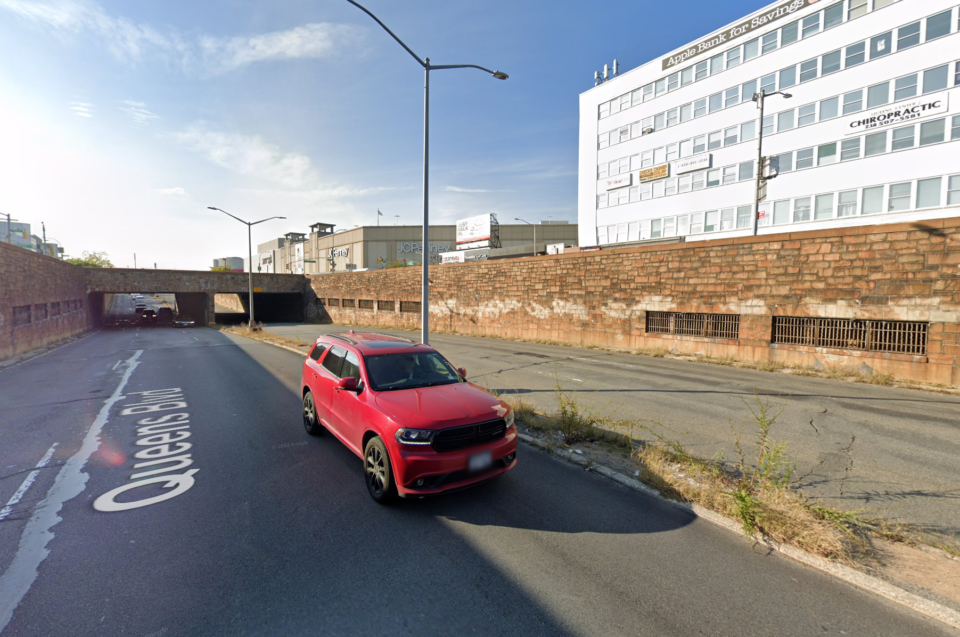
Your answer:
[662,0,816,70]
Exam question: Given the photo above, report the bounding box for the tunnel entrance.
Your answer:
[100,292,213,328]
[213,292,304,324]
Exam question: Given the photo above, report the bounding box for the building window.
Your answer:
[710,54,724,75]
[724,87,740,108]
[762,115,775,136]
[777,110,795,132]
[677,215,690,236]
[741,120,756,142]
[744,38,759,61]
[654,147,666,164]
[704,210,718,232]
[597,164,608,179]
[866,82,889,107]
[695,61,709,81]
[739,162,754,181]
[780,66,797,89]
[896,22,921,50]
[722,166,737,185]
[891,125,915,150]
[693,136,706,154]
[864,131,887,156]
[818,143,837,166]
[692,172,706,190]
[666,143,679,161]
[760,74,776,95]
[822,50,842,75]
[948,175,960,205]
[870,32,892,59]
[824,3,843,28]
[761,31,778,54]
[926,10,952,41]
[781,21,799,46]
[815,193,835,220]
[894,73,917,101]
[848,0,868,19]
[953,115,960,140]
[666,109,679,127]
[655,78,666,96]
[708,131,722,150]
[773,200,790,225]
[838,190,858,217]
[597,226,608,244]
[919,119,946,146]
[799,58,818,83]
[720,208,735,231]
[741,79,758,102]
[923,65,949,94]
[862,186,884,214]
[680,103,692,122]
[664,179,678,196]
[736,206,752,229]
[694,98,708,118]
[794,198,812,222]
[663,217,676,237]
[775,152,793,173]
[842,90,863,114]
[679,139,693,157]
[796,148,814,170]
[726,47,741,69]
[723,126,738,146]
[650,220,662,238]
[709,92,723,112]
[888,182,912,211]
[679,175,692,193]
[690,212,704,234]
[801,12,821,38]
[707,170,721,187]
[653,181,666,198]
[654,113,665,130]
[873,0,896,8]
[667,72,680,91]
[819,96,839,120]
[841,137,861,161]
[597,194,607,209]
[798,103,816,126]
[845,41,866,67]
[917,177,942,208]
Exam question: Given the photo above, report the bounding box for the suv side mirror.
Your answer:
[458,368,467,379]
[338,377,358,391]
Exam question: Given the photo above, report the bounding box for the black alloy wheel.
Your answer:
[303,391,323,436]
[364,437,397,504]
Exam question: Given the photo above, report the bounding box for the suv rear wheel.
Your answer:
[302,391,323,436]
[364,437,397,504]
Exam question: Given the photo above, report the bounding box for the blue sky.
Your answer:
[0,0,767,270]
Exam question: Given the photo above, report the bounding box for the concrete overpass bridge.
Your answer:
[84,268,308,324]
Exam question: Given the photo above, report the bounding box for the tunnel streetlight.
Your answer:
[345,0,508,345]
[751,90,792,235]
[209,207,285,328]
[515,218,536,257]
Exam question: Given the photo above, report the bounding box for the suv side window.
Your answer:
[340,351,362,384]
[309,343,328,362]
[322,346,346,376]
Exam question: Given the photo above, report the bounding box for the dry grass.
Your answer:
[219,323,311,351]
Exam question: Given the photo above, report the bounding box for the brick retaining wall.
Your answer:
[308,219,960,386]
[0,242,96,360]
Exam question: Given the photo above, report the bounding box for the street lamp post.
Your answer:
[515,218,536,257]
[345,0,508,345]
[209,207,285,328]
[751,89,791,235]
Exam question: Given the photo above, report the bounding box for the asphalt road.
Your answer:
[0,327,955,636]
[264,323,960,539]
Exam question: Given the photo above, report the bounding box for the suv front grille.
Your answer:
[431,419,507,453]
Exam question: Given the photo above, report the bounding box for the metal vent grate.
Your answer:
[326,298,340,307]
[646,312,740,339]
[341,299,355,308]
[358,299,374,310]
[378,300,395,311]
[772,317,928,355]
[400,301,421,313]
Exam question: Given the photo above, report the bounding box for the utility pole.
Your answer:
[751,89,792,235]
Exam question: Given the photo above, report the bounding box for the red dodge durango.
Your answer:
[301,332,517,503]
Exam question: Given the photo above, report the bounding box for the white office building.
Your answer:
[578,0,960,247]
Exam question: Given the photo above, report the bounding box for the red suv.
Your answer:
[301,332,517,503]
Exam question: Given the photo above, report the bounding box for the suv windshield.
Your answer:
[364,352,462,391]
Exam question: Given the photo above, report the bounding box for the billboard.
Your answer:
[456,214,495,245]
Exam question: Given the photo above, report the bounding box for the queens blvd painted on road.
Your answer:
[93,387,199,512]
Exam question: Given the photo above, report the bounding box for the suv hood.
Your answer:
[375,382,507,429]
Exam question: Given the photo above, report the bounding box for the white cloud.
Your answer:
[69,101,94,117]
[0,0,359,74]
[156,187,186,196]
[445,186,500,193]
[120,100,159,126]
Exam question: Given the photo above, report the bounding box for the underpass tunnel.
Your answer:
[214,292,304,324]
[174,293,213,324]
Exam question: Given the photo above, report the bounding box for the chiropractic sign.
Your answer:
[845,92,949,134]
[662,0,817,71]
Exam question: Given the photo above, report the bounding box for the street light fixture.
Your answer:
[751,90,792,235]
[515,218,536,257]
[208,207,285,328]
[345,0,508,346]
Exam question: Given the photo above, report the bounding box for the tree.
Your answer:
[66,251,114,268]
[210,264,233,272]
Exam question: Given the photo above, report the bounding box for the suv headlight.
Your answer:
[395,429,436,446]
[505,410,515,429]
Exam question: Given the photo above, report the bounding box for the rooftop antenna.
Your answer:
[594,70,601,87]
[603,63,609,81]
[613,58,619,76]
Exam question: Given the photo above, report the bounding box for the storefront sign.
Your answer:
[662,0,816,71]
[638,164,670,182]
[456,214,495,244]
[441,248,489,264]
[845,92,949,134]
[605,174,633,190]
[547,244,565,255]
[329,247,349,257]
[673,154,712,175]
[397,243,450,254]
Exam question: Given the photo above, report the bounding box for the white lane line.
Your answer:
[0,445,58,522]
[0,349,143,633]
[111,360,121,371]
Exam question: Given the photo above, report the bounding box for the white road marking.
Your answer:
[571,379,584,382]
[0,445,59,522]
[0,350,143,633]
[111,360,122,371]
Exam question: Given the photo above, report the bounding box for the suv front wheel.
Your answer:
[364,437,397,504]
[303,391,324,436]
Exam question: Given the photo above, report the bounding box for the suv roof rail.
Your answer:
[329,334,358,344]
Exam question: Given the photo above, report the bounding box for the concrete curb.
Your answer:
[517,433,960,632]
[221,330,309,357]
